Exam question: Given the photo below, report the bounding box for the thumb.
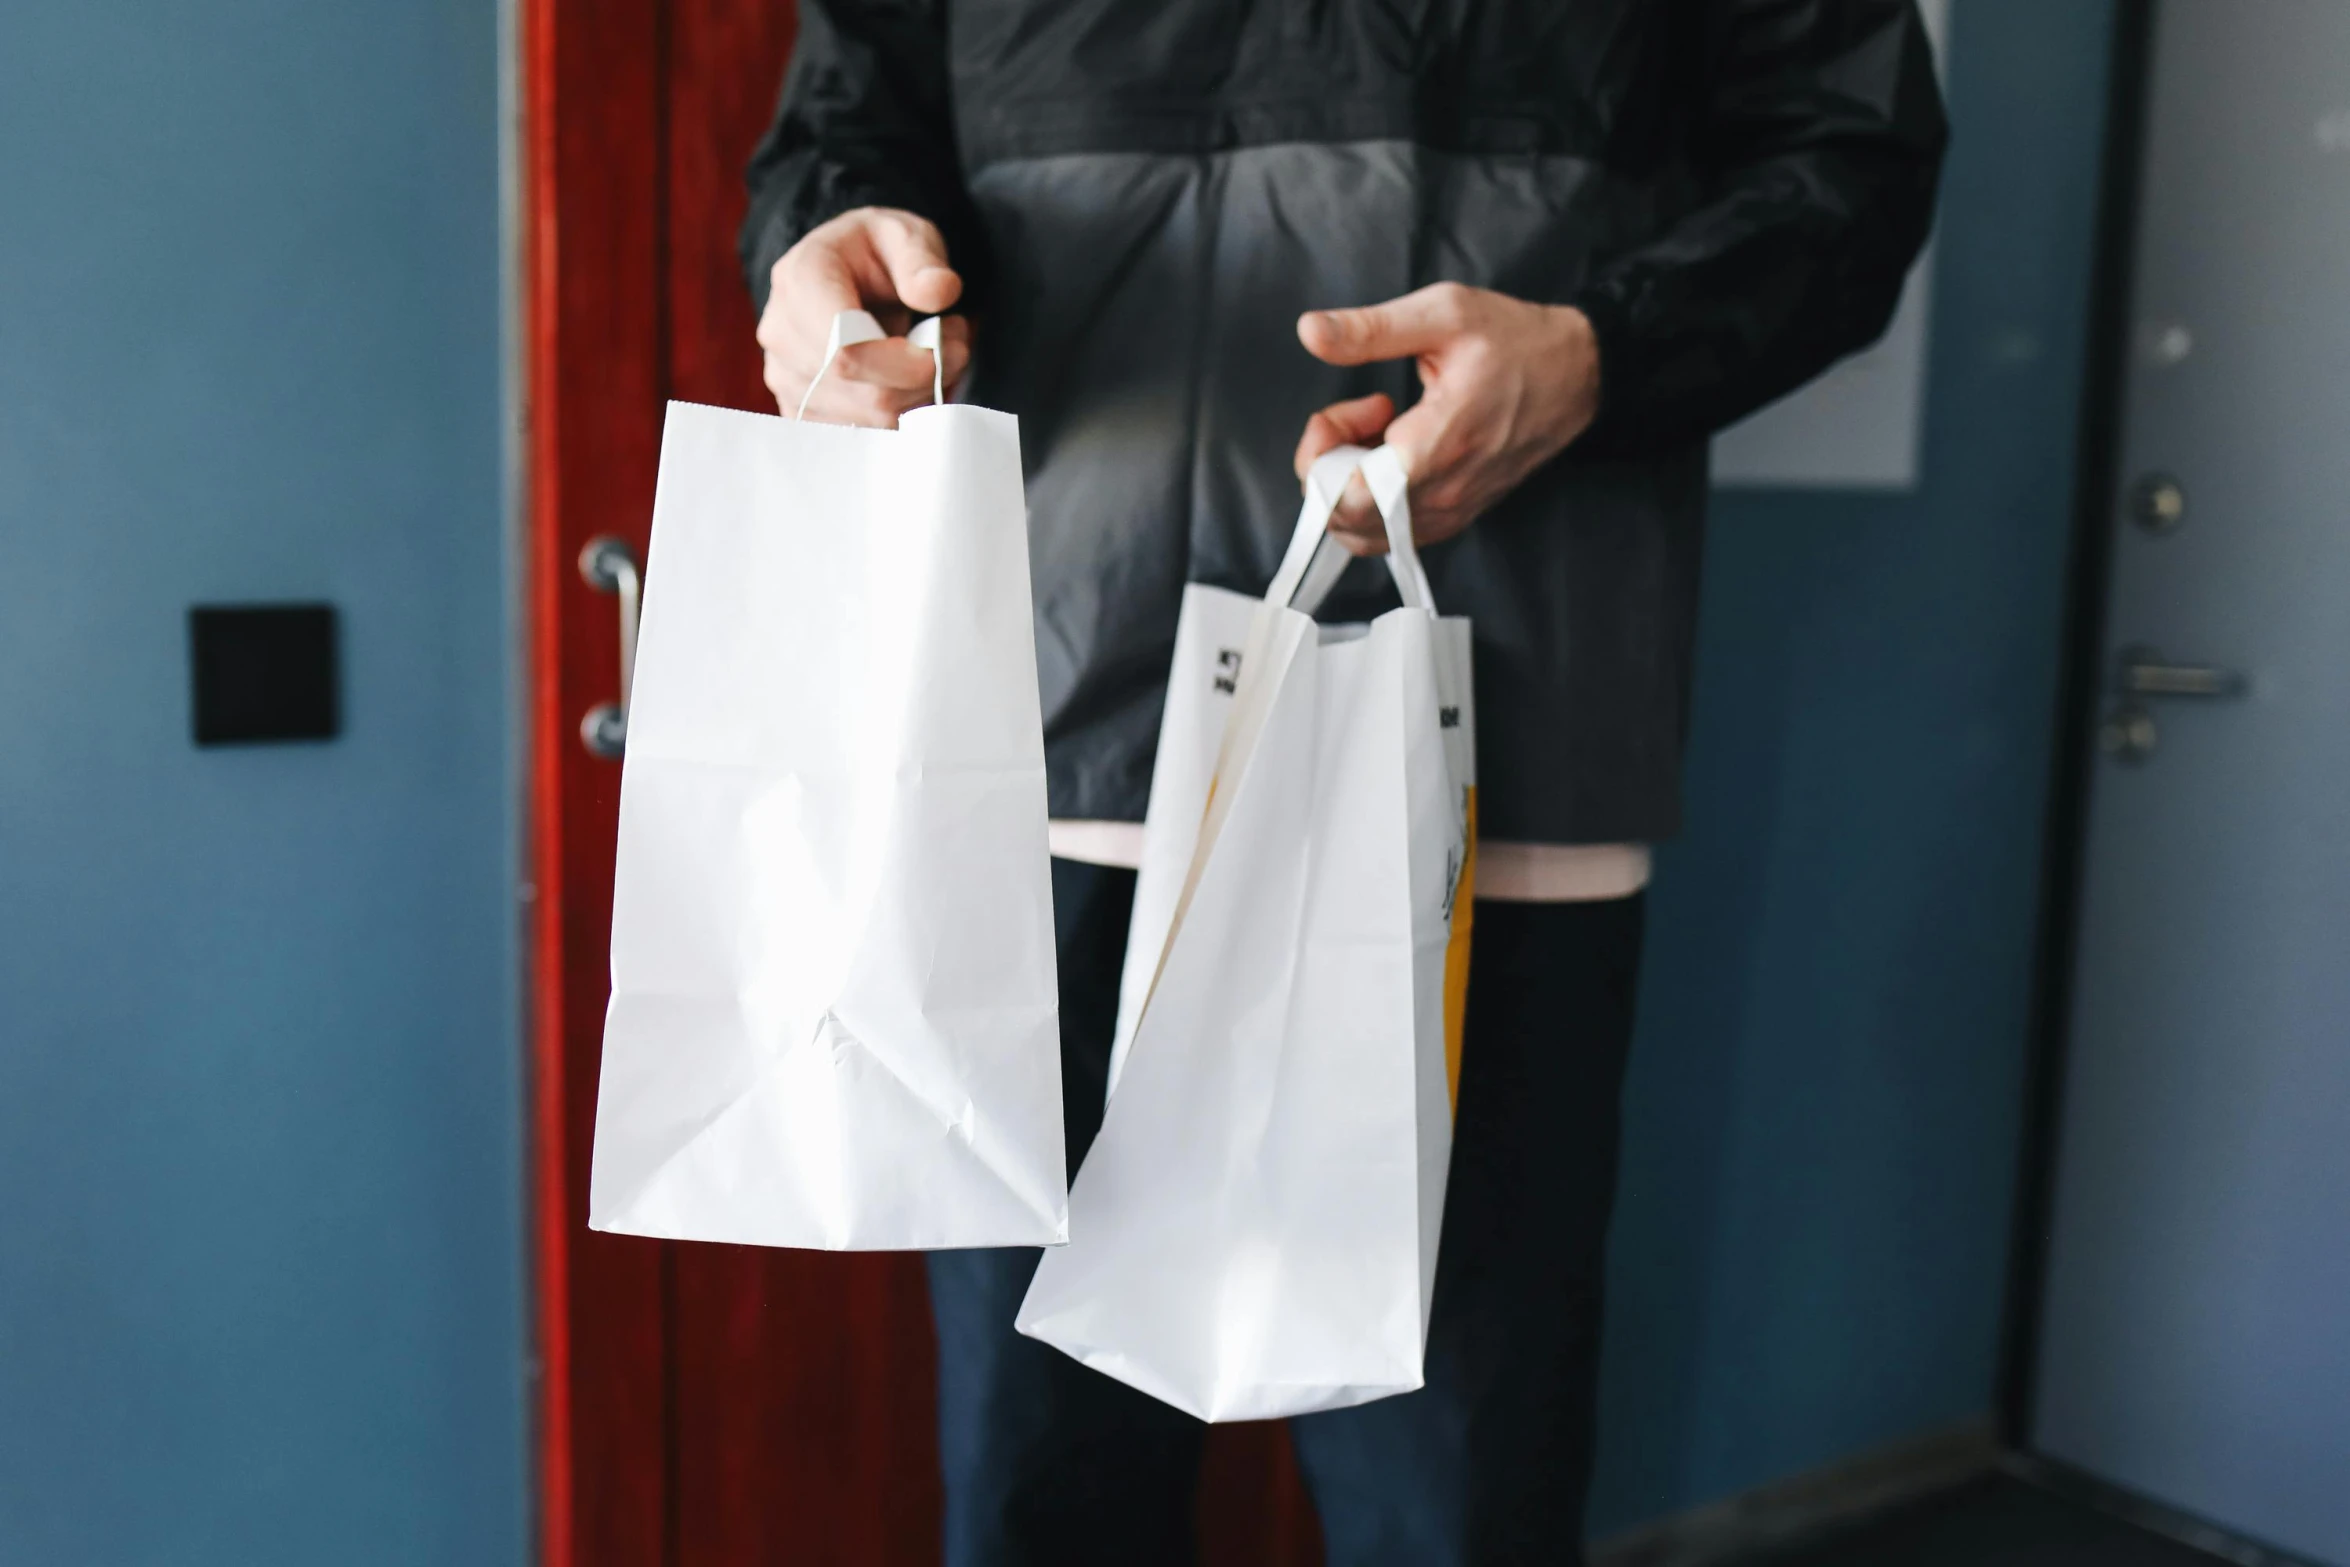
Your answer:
[866,210,963,316]
[1297,283,1469,366]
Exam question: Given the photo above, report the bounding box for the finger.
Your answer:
[767,238,865,334]
[830,337,945,391]
[937,314,974,395]
[1292,392,1396,480]
[1377,398,1440,488]
[1297,283,1475,367]
[1327,470,1389,557]
[758,246,863,382]
[868,211,963,316]
[764,341,910,426]
[815,376,938,428]
[766,319,977,419]
[768,321,970,400]
[1378,400,1479,543]
[777,363,899,427]
[840,319,974,399]
[1323,470,1385,554]
[765,210,949,342]
[1331,396,1453,556]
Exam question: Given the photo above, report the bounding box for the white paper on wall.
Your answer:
[1711,0,1949,491]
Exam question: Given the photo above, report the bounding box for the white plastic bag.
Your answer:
[1018,445,1476,1419]
[589,313,1067,1252]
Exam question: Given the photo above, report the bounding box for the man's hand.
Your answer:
[1294,283,1601,555]
[758,207,974,425]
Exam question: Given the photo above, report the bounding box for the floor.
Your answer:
[1755,1475,2234,1566]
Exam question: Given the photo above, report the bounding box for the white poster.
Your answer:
[1712,0,1949,491]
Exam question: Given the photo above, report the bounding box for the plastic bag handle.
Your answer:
[794,309,945,421]
[1263,445,1434,617]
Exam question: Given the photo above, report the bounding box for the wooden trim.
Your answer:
[1588,1422,2000,1567]
[522,2,672,1561]
[521,0,573,1556]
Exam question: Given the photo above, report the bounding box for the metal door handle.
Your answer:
[2100,645,2243,765]
[578,536,641,760]
[2115,645,2243,698]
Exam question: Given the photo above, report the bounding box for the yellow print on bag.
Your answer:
[1441,786,1476,1114]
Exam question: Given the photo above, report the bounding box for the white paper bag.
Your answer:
[589,313,1067,1252]
[1018,445,1476,1420]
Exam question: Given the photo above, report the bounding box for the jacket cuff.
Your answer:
[1565,281,1641,455]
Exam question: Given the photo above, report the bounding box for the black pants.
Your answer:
[928,859,1644,1566]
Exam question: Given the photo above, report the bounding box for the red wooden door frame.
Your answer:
[521,5,1322,1561]
[525,7,949,1560]
[524,0,670,1559]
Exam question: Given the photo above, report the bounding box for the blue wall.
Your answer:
[1590,0,2119,1533]
[0,0,2121,1553]
[0,4,524,1564]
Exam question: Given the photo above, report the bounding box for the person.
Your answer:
[740,2,1945,1561]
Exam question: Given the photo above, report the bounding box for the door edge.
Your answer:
[1992,0,2160,1452]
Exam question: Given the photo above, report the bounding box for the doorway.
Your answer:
[2021,3,2350,1562]
[519,4,1321,1561]
[523,7,941,1562]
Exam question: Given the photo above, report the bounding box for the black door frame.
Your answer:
[1994,0,2155,1452]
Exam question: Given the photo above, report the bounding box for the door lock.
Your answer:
[2115,644,2243,699]
[2099,645,2243,765]
[2128,473,2188,535]
[578,535,642,760]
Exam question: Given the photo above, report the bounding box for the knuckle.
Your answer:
[810,209,862,244]
[879,208,941,254]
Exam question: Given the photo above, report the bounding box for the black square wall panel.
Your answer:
[189,603,340,745]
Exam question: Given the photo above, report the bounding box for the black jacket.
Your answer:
[742,0,1946,843]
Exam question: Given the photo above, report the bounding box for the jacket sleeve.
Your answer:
[1570,0,1948,452]
[738,0,986,313]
